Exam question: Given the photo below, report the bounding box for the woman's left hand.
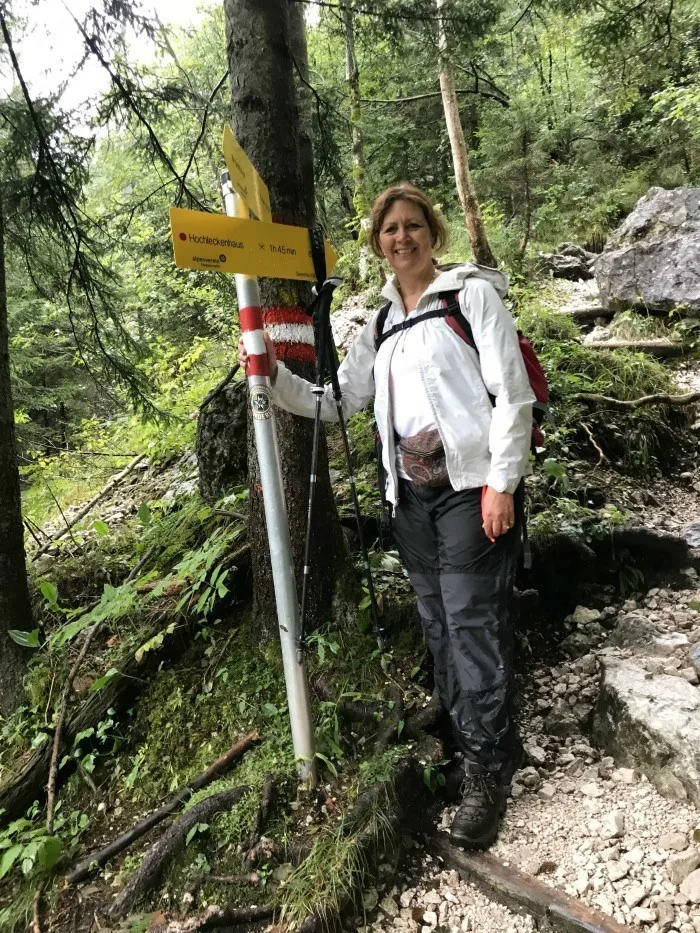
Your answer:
[482,487,515,542]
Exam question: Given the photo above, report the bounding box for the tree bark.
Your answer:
[0,190,33,717]
[343,2,374,281]
[224,0,347,641]
[436,0,497,268]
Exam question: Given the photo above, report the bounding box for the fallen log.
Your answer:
[66,731,260,885]
[553,306,612,321]
[31,453,146,561]
[431,836,634,933]
[583,340,684,358]
[576,390,700,409]
[608,525,691,566]
[0,614,187,822]
[159,903,275,932]
[106,785,250,922]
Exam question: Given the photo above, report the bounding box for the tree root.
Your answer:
[374,684,405,755]
[67,731,259,885]
[576,389,700,409]
[243,771,275,864]
[106,786,250,922]
[157,903,275,932]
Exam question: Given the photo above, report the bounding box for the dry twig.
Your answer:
[580,421,607,464]
[46,624,102,834]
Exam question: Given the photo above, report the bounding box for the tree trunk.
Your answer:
[436,0,497,268]
[343,2,373,282]
[0,192,33,716]
[224,0,347,641]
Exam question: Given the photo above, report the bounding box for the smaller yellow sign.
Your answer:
[170,207,339,282]
[222,126,272,223]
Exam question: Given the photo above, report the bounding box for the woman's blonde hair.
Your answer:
[369,183,448,259]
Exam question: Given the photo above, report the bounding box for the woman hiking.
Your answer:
[238,183,535,848]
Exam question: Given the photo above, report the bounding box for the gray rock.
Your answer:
[595,186,700,316]
[594,657,700,807]
[680,868,700,903]
[660,831,690,852]
[653,633,691,656]
[545,700,580,738]
[608,611,661,650]
[668,849,700,886]
[624,880,648,907]
[683,522,700,547]
[690,643,700,679]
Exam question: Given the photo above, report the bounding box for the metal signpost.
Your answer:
[169,127,339,782]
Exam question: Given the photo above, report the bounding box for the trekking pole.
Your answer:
[221,171,315,783]
[297,280,331,663]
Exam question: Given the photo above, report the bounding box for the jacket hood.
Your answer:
[381,262,510,305]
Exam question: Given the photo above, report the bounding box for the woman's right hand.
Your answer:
[237,331,278,383]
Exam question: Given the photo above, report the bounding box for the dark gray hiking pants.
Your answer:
[392,479,522,780]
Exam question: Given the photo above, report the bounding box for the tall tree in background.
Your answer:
[436,0,497,267]
[0,191,33,716]
[224,0,346,640]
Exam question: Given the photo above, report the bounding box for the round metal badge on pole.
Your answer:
[221,172,316,783]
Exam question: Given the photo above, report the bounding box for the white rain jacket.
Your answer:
[271,263,535,507]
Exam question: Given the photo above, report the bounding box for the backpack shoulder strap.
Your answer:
[439,291,477,353]
[374,305,449,350]
[374,300,392,351]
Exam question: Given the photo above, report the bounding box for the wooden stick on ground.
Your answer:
[32,453,146,561]
[160,903,275,932]
[581,421,607,464]
[432,836,635,933]
[66,730,260,885]
[105,786,251,922]
[46,624,102,834]
[244,771,276,853]
[576,390,700,409]
[583,339,684,358]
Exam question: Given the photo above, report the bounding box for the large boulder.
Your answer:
[594,657,700,806]
[595,186,700,316]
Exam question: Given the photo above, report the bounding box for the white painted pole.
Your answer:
[221,172,316,783]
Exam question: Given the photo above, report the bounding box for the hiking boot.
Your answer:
[449,772,507,849]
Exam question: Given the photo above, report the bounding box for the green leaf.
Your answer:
[40,581,58,605]
[543,458,566,480]
[0,845,22,879]
[137,503,152,526]
[73,728,95,747]
[38,836,62,870]
[314,752,338,777]
[89,668,119,693]
[8,629,40,648]
[262,703,279,718]
[93,520,109,536]
[688,600,700,612]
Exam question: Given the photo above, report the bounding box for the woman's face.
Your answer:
[378,200,434,280]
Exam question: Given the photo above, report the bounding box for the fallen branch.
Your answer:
[46,624,102,833]
[160,904,275,932]
[431,836,633,933]
[125,544,159,583]
[552,305,611,320]
[106,786,250,921]
[66,731,260,885]
[244,772,275,853]
[583,339,684,358]
[32,882,43,933]
[189,872,260,887]
[32,453,146,560]
[576,390,700,409]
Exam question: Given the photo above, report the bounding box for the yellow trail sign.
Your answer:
[170,207,339,282]
[222,126,272,223]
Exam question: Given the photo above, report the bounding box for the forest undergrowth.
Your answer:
[1,277,698,932]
